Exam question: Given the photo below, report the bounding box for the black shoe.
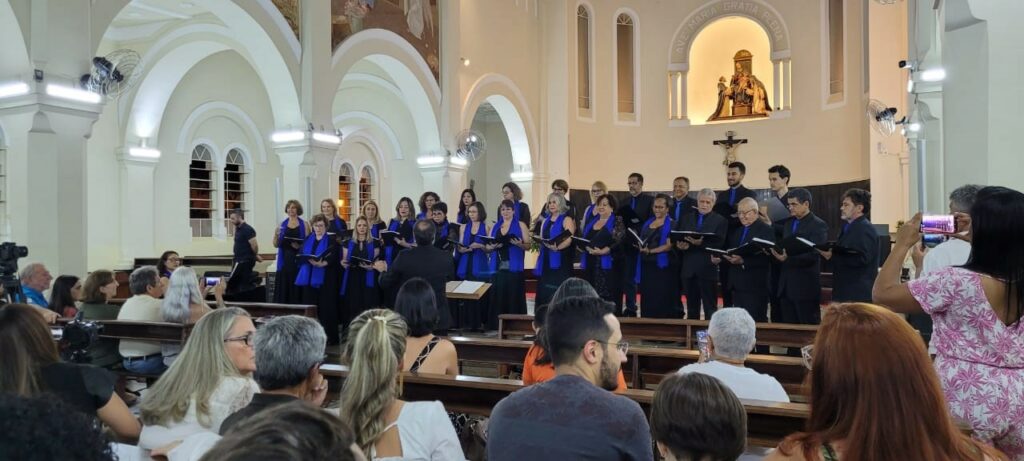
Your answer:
[622,309,638,318]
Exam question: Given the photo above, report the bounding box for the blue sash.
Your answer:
[634,217,671,284]
[295,234,328,288]
[276,218,306,271]
[416,212,427,221]
[384,218,406,264]
[582,204,597,230]
[457,222,492,279]
[341,239,376,295]
[438,220,451,240]
[534,214,566,276]
[332,217,347,233]
[488,221,525,273]
[580,214,613,271]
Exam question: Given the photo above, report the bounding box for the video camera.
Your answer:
[0,242,28,304]
[60,312,103,364]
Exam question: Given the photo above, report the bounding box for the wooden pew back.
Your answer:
[107,299,317,320]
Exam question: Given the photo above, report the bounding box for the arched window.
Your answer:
[189,144,215,238]
[359,166,374,211]
[615,12,637,121]
[338,164,354,222]
[223,149,248,236]
[576,5,593,118]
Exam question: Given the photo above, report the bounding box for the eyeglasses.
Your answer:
[739,209,759,216]
[800,345,814,370]
[596,340,630,355]
[224,332,255,347]
[591,189,604,194]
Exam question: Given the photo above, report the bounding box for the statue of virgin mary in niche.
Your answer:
[708,50,772,122]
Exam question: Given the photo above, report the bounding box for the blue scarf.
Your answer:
[634,217,671,284]
[457,222,491,279]
[370,222,382,239]
[416,212,427,221]
[534,214,567,276]
[457,212,468,225]
[488,220,525,273]
[341,239,376,295]
[332,217,347,233]
[438,220,451,240]
[384,218,407,264]
[276,218,306,270]
[581,204,597,230]
[580,214,614,271]
[295,234,329,288]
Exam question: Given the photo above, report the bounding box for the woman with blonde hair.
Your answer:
[161,267,225,366]
[341,309,464,459]
[766,303,1005,461]
[361,200,387,238]
[138,307,259,450]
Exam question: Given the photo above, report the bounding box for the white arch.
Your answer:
[341,72,404,100]
[330,29,442,156]
[221,142,255,172]
[0,0,30,77]
[669,0,791,66]
[189,138,222,165]
[341,130,390,180]
[460,73,538,168]
[177,101,268,163]
[333,111,404,161]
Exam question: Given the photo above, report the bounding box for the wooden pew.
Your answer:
[106,299,317,319]
[319,364,808,447]
[498,314,818,350]
[448,336,807,396]
[57,318,192,343]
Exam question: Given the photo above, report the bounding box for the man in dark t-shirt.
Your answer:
[487,296,653,461]
[228,209,261,293]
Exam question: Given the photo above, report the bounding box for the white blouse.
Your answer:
[139,376,259,450]
[371,401,466,461]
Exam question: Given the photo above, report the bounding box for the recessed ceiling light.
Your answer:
[180,2,195,8]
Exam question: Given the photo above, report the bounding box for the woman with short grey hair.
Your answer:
[161,267,226,366]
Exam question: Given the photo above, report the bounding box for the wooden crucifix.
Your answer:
[713,131,748,166]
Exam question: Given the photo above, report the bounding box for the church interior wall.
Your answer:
[566,0,868,196]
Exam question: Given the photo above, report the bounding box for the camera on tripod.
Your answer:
[0,241,29,304]
[60,313,103,364]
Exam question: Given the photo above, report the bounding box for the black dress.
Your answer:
[581,220,621,307]
[535,217,572,307]
[454,223,491,330]
[299,235,342,345]
[274,224,304,304]
[486,227,527,330]
[40,362,116,417]
[639,221,679,318]
[343,240,380,325]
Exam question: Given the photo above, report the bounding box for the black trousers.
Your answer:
[732,290,768,323]
[719,265,734,307]
[780,296,821,325]
[769,261,783,323]
[683,276,717,320]
[621,251,638,312]
[227,260,256,293]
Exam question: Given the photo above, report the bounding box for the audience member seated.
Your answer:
[18,262,59,322]
[489,296,653,461]
[197,402,366,461]
[340,308,465,459]
[395,278,458,375]
[161,267,224,366]
[79,269,123,368]
[766,303,1004,461]
[49,274,81,317]
[651,372,747,461]
[138,307,259,450]
[522,277,628,392]
[0,304,141,442]
[0,393,117,461]
[219,315,329,434]
[874,186,1024,459]
[116,266,168,375]
[158,250,182,282]
[677,307,789,402]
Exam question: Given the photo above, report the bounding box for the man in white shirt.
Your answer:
[117,265,167,374]
[677,308,789,402]
[911,184,979,352]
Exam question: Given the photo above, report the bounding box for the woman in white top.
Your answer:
[341,308,465,460]
[138,307,259,450]
[161,267,225,366]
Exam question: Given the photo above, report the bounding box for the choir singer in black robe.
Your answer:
[819,188,879,302]
[675,188,727,320]
[771,188,829,325]
[720,197,775,323]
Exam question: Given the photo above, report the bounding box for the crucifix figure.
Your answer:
[713,131,748,166]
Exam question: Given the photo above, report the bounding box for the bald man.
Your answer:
[720,198,775,323]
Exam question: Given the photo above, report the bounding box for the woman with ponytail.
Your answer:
[340,309,465,460]
[272,200,310,304]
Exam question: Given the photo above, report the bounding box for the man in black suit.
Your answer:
[820,188,879,302]
[721,197,776,324]
[669,176,697,223]
[675,188,727,319]
[618,172,653,317]
[713,162,757,307]
[765,165,791,323]
[375,219,456,333]
[771,188,829,325]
